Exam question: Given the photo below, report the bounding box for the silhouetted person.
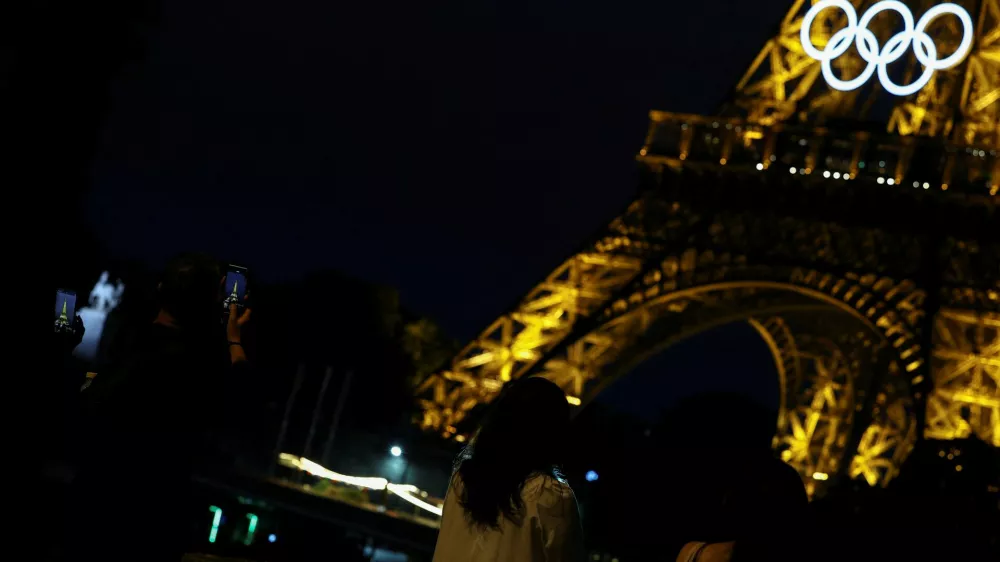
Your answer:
[69,253,252,561]
[650,393,809,562]
[40,312,86,484]
[96,263,157,371]
[433,376,585,562]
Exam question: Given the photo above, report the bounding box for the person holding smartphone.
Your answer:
[40,289,87,487]
[69,253,253,562]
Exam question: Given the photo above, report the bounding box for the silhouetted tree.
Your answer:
[401,316,460,386]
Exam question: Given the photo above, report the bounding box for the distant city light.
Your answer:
[923,182,930,189]
[268,534,277,543]
[756,163,764,171]
[789,167,797,174]
[387,483,445,515]
[832,172,841,179]
[811,472,829,481]
[390,445,403,457]
[877,177,885,184]
[823,170,831,178]
[277,453,444,517]
[565,395,581,406]
[585,470,600,482]
[887,178,895,185]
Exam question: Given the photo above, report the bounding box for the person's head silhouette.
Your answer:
[658,391,777,452]
[157,253,223,331]
[455,376,572,528]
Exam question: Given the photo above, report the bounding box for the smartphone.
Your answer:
[54,289,77,332]
[222,264,249,312]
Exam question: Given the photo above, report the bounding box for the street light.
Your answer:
[390,445,403,457]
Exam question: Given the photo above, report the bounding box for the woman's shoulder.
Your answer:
[522,474,579,524]
[523,473,576,507]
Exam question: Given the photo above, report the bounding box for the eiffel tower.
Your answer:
[414,0,999,496]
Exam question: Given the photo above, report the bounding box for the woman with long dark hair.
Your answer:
[433,376,585,561]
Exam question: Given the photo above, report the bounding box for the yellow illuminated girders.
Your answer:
[413,0,1000,491]
[413,217,646,435]
[925,310,1000,446]
[755,316,917,497]
[752,318,802,437]
[734,0,870,125]
[417,238,927,489]
[888,0,980,138]
[735,0,1000,146]
[849,396,916,486]
[775,342,854,497]
[953,0,1000,146]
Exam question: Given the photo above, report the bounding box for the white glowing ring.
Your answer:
[800,0,974,96]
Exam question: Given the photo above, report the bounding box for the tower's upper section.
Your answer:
[728,0,999,147]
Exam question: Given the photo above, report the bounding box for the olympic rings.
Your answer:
[800,0,974,96]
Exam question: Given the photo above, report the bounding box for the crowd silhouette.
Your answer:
[38,253,999,562]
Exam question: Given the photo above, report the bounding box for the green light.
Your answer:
[244,513,258,546]
[208,506,223,543]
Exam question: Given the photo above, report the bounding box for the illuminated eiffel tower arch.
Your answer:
[414,0,999,496]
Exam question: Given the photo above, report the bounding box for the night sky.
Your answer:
[85,0,788,415]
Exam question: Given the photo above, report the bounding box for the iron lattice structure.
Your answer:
[414,0,999,495]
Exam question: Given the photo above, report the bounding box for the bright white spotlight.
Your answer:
[390,445,403,457]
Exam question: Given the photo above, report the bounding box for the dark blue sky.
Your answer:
[86,0,788,337]
[597,323,780,421]
[85,0,786,415]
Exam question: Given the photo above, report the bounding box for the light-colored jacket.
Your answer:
[432,474,585,562]
[676,541,735,562]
